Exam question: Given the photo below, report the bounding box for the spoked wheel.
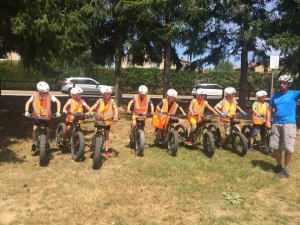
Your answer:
[55,123,66,148]
[93,135,103,170]
[241,124,253,147]
[167,130,179,156]
[39,134,48,166]
[71,132,85,161]
[232,132,248,156]
[203,132,215,157]
[175,124,188,146]
[135,130,145,157]
[207,123,221,146]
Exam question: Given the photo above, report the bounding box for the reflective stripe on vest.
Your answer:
[134,94,149,114]
[220,99,236,122]
[96,98,114,119]
[161,99,178,118]
[33,92,51,116]
[253,101,268,125]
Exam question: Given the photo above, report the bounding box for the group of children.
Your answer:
[25,81,269,157]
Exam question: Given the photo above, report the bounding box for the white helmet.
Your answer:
[167,89,177,97]
[71,87,83,95]
[278,75,293,83]
[138,85,148,94]
[37,81,49,93]
[224,87,236,95]
[256,90,267,98]
[100,85,112,94]
[196,88,207,95]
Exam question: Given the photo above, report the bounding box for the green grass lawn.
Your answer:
[0,96,300,225]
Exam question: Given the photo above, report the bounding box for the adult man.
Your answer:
[266,75,300,178]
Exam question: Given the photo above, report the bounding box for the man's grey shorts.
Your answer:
[269,123,297,153]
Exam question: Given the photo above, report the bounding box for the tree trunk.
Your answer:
[163,41,171,98]
[239,47,248,110]
[114,29,123,107]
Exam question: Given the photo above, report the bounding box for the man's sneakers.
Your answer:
[268,165,290,178]
[276,168,290,178]
[269,165,283,173]
[31,144,37,155]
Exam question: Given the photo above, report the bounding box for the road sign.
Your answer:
[270,56,279,69]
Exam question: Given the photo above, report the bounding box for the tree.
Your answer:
[266,0,300,75]
[190,0,272,108]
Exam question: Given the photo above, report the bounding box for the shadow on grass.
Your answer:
[251,159,274,171]
[0,147,26,164]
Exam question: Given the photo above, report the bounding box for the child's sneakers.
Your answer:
[31,144,36,155]
[249,146,255,152]
[105,151,111,157]
[186,140,192,146]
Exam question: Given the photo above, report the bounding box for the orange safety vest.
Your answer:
[151,99,178,129]
[66,98,84,124]
[134,94,150,113]
[252,101,268,125]
[32,92,52,116]
[96,98,115,126]
[133,94,150,121]
[188,99,206,124]
[220,98,237,122]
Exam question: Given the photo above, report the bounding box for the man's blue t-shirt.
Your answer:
[270,90,300,123]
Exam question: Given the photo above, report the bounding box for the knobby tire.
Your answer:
[135,129,145,156]
[93,135,103,169]
[167,130,179,156]
[39,134,47,166]
[232,132,248,156]
[71,132,85,161]
[203,132,215,157]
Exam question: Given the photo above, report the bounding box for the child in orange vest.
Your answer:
[249,90,269,151]
[213,87,247,150]
[61,87,91,145]
[89,86,118,157]
[24,81,61,154]
[186,89,219,145]
[151,89,186,144]
[127,85,154,142]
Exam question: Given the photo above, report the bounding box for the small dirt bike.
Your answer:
[91,117,117,169]
[178,114,220,157]
[154,113,187,156]
[222,114,248,156]
[241,115,273,155]
[55,112,90,161]
[128,112,153,157]
[25,113,59,166]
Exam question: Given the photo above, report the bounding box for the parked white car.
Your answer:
[191,84,224,98]
[61,77,115,96]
